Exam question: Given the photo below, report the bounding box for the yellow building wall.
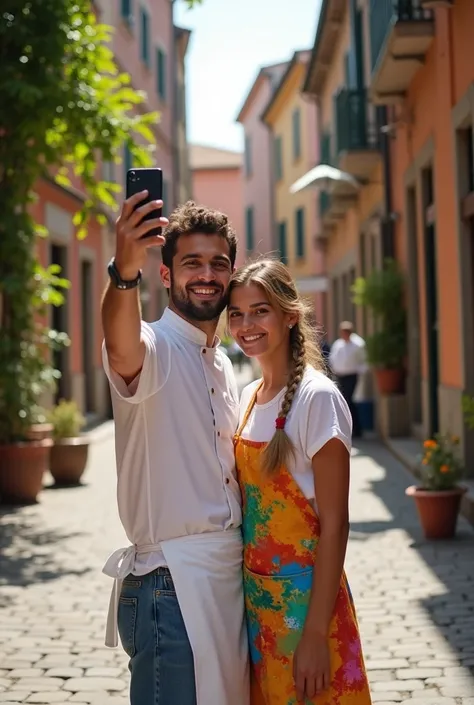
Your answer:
[266,63,316,279]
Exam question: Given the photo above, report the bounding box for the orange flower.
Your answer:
[440,465,450,473]
[451,436,460,444]
[422,459,428,465]
[424,440,437,449]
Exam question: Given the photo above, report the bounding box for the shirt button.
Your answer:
[202,348,206,354]
[225,478,230,484]
[217,431,221,437]
[211,388,215,394]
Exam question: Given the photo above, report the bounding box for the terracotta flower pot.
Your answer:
[0,439,53,504]
[406,485,467,540]
[50,436,90,485]
[374,368,404,395]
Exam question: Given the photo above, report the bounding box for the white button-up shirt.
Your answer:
[329,333,367,376]
[102,307,241,575]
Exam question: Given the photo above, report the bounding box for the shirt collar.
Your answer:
[161,307,220,348]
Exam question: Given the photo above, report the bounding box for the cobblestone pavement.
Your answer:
[0,433,473,704]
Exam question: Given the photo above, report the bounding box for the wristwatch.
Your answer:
[107,257,142,290]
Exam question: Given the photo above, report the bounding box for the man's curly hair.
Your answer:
[161,201,237,269]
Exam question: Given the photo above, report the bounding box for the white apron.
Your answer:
[103,529,249,705]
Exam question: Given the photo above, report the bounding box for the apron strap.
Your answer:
[235,381,263,439]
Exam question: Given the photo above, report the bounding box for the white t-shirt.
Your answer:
[239,367,352,506]
[103,307,241,575]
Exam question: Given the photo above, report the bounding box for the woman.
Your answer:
[228,259,371,705]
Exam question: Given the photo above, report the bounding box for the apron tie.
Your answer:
[102,543,162,647]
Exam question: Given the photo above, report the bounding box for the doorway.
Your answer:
[81,260,95,413]
[406,186,422,430]
[51,244,70,403]
[422,167,439,436]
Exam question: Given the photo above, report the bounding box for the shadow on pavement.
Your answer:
[0,504,91,596]
[350,439,474,664]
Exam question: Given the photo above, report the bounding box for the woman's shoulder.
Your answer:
[297,366,339,398]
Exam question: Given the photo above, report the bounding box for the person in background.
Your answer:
[329,321,366,439]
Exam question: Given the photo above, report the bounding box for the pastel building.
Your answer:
[35,0,192,421]
[190,145,245,267]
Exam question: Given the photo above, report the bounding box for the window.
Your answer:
[156,48,166,100]
[292,108,301,161]
[295,207,305,259]
[244,135,252,177]
[245,206,254,252]
[140,7,150,67]
[121,0,133,26]
[278,221,287,264]
[274,136,283,181]
[124,143,133,182]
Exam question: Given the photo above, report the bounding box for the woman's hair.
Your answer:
[229,258,326,475]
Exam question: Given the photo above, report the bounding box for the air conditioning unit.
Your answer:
[420,0,454,8]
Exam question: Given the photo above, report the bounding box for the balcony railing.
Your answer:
[370,0,433,72]
[335,88,377,155]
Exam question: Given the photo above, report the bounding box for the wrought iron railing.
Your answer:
[335,88,377,154]
[369,0,433,71]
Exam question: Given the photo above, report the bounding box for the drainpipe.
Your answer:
[378,105,395,261]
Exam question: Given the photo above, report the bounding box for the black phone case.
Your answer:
[126,168,163,238]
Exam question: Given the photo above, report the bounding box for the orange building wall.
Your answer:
[391,3,474,389]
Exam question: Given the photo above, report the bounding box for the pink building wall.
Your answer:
[237,64,287,259]
[192,168,245,267]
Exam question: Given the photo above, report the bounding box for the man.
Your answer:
[329,321,367,438]
[101,193,248,705]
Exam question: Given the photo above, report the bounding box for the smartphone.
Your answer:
[126,167,163,238]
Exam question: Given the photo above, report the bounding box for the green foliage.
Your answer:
[352,259,407,369]
[0,2,157,443]
[48,400,86,440]
[462,394,474,431]
[419,435,464,491]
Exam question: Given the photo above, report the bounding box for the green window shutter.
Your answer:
[121,0,133,24]
[278,221,287,264]
[157,48,166,100]
[274,136,283,181]
[295,207,305,259]
[245,206,254,251]
[245,135,252,177]
[140,8,150,66]
[292,108,301,160]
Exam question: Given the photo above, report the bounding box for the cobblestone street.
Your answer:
[0,431,473,704]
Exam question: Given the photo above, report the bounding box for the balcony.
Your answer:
[370,0,434,104]
[334,88,381,181]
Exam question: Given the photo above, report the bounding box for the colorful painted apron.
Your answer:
[234,385,371,705]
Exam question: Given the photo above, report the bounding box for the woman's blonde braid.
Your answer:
[278,326,306,424]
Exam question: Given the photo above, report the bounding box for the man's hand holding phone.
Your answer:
[114,191,169,280]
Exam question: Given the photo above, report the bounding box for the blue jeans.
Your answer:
[118,567,197,705]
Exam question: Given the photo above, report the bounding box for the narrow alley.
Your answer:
[0,431,473,704]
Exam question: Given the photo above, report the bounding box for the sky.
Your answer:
[174,0,322,153]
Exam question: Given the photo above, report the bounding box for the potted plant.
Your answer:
[0,3,156,503]
[0,263,70,505]
[352,259,407,395]
[48,400,89,485]
[406,434,466,539]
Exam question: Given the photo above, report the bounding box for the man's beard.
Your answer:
[170,275,229,322]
